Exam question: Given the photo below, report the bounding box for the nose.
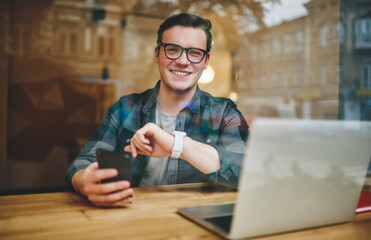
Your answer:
[175,50,190,65]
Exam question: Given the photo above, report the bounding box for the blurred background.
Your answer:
[0,0,370,194]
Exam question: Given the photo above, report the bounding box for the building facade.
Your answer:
[339,0,371,121]
[237,0,342,121]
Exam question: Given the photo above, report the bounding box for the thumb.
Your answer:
[87,162,99,171]
[124,145,131,153]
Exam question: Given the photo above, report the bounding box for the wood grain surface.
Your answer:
[0,183,370,240]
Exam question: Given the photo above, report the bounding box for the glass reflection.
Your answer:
[0,0,370,194]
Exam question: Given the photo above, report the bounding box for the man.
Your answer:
[66,13,249,207]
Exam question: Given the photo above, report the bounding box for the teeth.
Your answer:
[172,71,190,76]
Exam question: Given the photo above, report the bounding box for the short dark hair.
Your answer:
[157,13,213,52]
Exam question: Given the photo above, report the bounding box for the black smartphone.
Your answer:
[96,148,132,183]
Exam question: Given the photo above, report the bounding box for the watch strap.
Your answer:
[171,131,187,158]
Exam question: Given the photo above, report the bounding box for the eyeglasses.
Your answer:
[159,42,208,64]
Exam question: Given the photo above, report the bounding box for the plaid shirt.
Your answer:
[66,81,249,189]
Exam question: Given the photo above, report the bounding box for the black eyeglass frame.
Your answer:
[158,42,209,64]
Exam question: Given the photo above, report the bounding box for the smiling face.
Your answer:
[155,25,209,95]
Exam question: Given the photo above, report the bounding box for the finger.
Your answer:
[90,168,118,183]
[94,180,131,195]
[137,130,151,144]
[130,140,138,158]
[131,143,153,155]
[132,132,151,148]
[124,145,152,157]
[87,162,99,171]
[124,145,131,153]
[131,136,153,154]
[89,188,134,206]
[108,196,134,207]
[136,149,153,157]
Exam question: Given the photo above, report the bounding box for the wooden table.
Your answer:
[0,183,370,240]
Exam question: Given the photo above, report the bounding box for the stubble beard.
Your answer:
[161,77,198,95]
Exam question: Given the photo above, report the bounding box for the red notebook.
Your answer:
[356,190,371,214]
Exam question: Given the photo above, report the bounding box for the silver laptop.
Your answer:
[178,118,371,239]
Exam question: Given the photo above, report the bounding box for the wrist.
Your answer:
[72,169,84,194]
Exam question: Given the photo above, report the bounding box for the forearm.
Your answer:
[181,136,220,174]
[71,169,85,194]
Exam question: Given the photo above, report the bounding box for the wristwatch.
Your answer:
[171,131,187,158]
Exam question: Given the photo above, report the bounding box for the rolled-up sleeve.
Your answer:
[65,102,121,190]
[206,102,249,188]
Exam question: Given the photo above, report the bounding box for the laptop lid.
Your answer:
[229,118,371,239]
[178,118,371,239]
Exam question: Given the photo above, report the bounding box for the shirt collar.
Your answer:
[185,85,202,113]
[142,80,203,114]
[142,80,160,114]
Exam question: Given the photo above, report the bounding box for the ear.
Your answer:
[154,46,159,63]
[203,53,210,70]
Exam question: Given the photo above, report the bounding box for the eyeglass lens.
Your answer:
[164,44,205,63]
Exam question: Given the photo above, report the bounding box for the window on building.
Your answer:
[337,21,344,44]
[271,72,278,87]
[84,27,92,52]
[338,63,343,84]
[271,38,279,55]
[354,18,371,48]
[283,34,291,54]
[355,19,361,33]
[261,75,266,88]
[282,71,289,88]
[363,62,371,89]
[250,43,256,59]
[57,30,79,56]
[295,65,304,86]
[321,65,328,85]
[296,31,304,53]
[355,19,371,34]
[59,33,67,55]
[319,25,328,47]
[260,42,265,58]
[70,33,77,55]
[98,36,104,56]
[108,37,114,56]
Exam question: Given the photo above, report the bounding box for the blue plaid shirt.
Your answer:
[66,81,249,189]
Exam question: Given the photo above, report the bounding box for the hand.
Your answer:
[124,123,220,174]
[124,122,174,158]
[72,162,134,207]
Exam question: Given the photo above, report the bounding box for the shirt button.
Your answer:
[126,138,130,143]
[206,139,211,144]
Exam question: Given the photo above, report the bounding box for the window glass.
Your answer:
[319,25,328,47]
[2,0,371,194]
[283,34,291,54]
